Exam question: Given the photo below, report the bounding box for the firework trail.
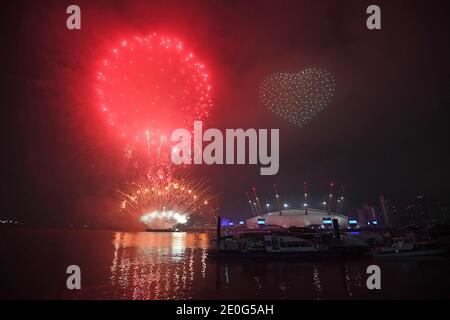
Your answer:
[94,34,216,228]
[115,173,214,229]
[95,33,213,167]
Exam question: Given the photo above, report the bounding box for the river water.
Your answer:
[1,228,449,299]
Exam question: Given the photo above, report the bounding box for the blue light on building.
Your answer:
[257,218,266,225]
[220,218,230,227]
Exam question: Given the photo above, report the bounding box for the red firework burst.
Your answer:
[95,33,212,155]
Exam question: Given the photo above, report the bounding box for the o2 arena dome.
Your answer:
[246,208,351,229]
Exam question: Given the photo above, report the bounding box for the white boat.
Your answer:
[213,234,319,252]
[264,235,320,253]
[210,234,338,259]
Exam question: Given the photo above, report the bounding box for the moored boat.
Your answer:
[209,234,339,259]
[372,237,448,257]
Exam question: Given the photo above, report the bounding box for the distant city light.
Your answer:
[283,203,288,208]
[1,220,20,224]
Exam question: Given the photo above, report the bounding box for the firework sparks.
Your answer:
[116,173,213,229]
[140,210,188,227]
[96,33,213,162]
[260,68,335,127]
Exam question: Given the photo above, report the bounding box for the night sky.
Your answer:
[1,0,450,227]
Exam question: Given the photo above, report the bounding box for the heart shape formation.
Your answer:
[260,68,335,127]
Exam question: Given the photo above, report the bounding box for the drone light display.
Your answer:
[260,68,335,127]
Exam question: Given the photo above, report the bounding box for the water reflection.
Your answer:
[106,231,450,299]
[93,231,450,300]
[2,229,449,299]
[110,232,209,299]
[342,264,365,298]
[211,257,381,299]
[312,265,323,300]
